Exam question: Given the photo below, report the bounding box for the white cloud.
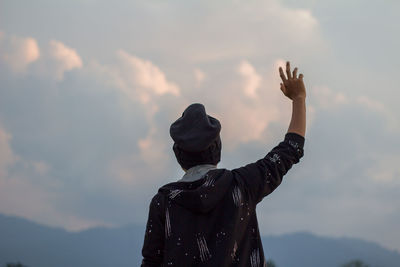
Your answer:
[115,50,180,102]
[0,34,82,80]
[137,128,168,165]
[194,68,206,87]
[88,50,181,114]
[356,95,385,112]
[0,34,40,72]
[172,0,323,63]
[85,51,183,180]
[47,40,83,80]
[107,126,171,188]
[310,85,348,109]
[237,60,262,98]
[356,96,399,133]
[202,59,292,150]
[87,50,183,163]
[276,6,319,43]
[309,86,399,134]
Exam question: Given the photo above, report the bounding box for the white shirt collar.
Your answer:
[177,164,217,182]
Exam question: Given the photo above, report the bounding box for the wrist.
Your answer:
[292,96,306,102]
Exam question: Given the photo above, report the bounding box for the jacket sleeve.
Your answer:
[232,132,305,205]
[141,193,165,267]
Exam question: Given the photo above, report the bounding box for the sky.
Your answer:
[0,0,399,252]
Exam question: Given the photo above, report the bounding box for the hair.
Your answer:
[173,136,221,170]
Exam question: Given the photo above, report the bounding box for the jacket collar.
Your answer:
[177,164,217,182]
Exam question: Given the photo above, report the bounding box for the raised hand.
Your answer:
[279,61,306,100]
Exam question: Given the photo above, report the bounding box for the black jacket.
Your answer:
[141,132,305,266]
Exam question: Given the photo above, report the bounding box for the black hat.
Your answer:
[170,103,221,170]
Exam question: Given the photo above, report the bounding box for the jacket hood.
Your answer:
[158,168,231,214]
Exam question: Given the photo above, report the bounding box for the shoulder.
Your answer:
[150,192,166,206]
[145,192,167,214]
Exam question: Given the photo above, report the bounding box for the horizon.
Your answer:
[1,211,399,255]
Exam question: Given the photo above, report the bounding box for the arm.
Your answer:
[279,61,306,137]
[141,194,165,267]
[232,132,304,204]
[232,61,306,204]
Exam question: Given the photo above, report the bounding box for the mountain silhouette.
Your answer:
[1,213,399,267]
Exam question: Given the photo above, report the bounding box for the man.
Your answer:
[141,61,306,266]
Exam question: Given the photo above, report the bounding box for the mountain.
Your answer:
[1,213,399,267]
[0,213,143,267]
[262,231,400,267]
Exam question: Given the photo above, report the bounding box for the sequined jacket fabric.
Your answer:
[141,132,305,267]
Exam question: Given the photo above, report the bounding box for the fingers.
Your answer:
[286,61,292,79]
[279,67,287,82]
[292,67,298,79]
[280,61,302,82]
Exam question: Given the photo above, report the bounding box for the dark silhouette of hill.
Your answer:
[263,231,400,267]
[1,213,399,267]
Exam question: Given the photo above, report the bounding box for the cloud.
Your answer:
[0,124,19,177]
[0,123,109,231]
[114,50,180,102]
[86,50,183,170]
[256,87,400,251]
[31,160,50,176]
[1,0,400,251]
[107,125,171,189]
[80,51,185,195]
[202,59,292,150]
[237,60,262,98]
[194,68,206,87]
[0,33,82,80]
[163,0,323,63]
[366,155,400,182]
[47,40,83,80]
[275,5,319,43]
[137,124,168,165]
[308,85,399,135]
[310,85,348,109]
[0,33,40,72]
[356,96,399,133]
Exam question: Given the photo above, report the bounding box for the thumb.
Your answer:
[280,83,286,93]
